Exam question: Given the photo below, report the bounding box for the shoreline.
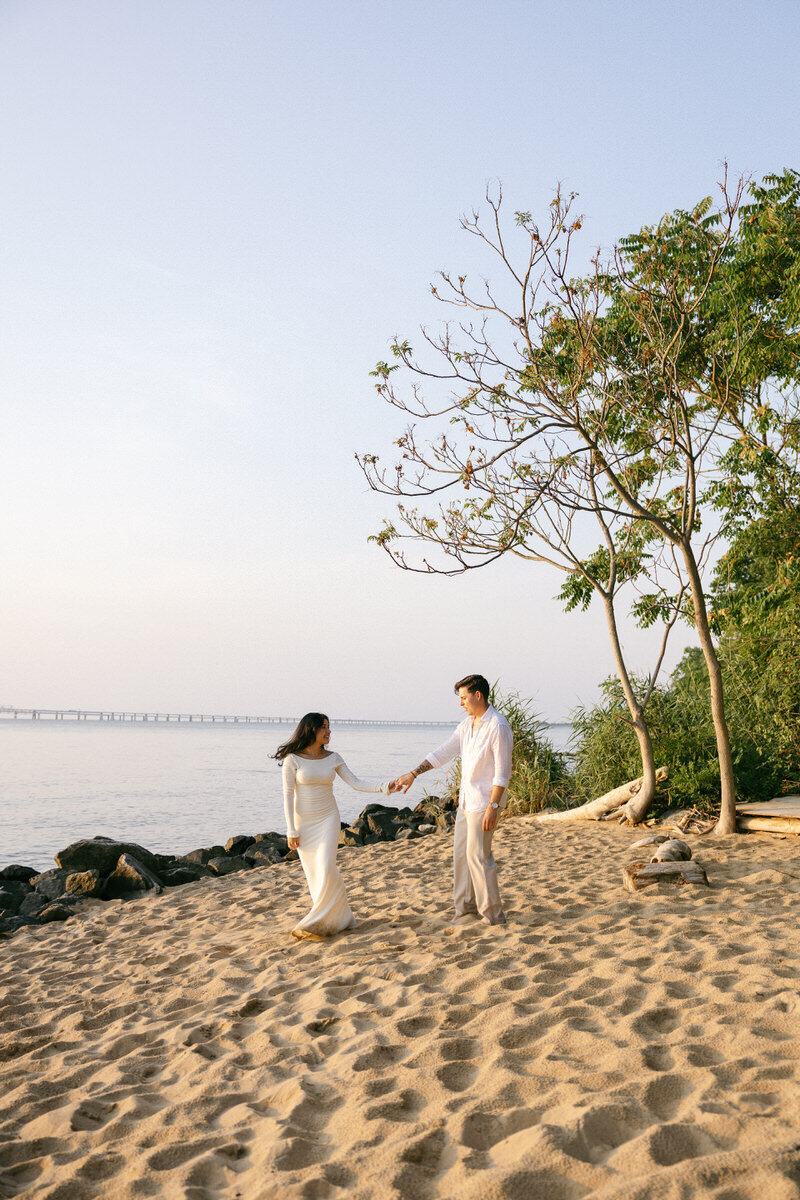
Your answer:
[1,818,799,1198]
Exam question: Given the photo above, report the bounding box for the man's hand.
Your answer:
[386,780,402,794]
[394,772,417,794]
[482,807,498,832]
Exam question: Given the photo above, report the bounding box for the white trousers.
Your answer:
[452,808,505,924]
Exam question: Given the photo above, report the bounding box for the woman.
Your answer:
[274,713,393,941]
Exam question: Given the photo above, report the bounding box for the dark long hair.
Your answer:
[273,712,329,761]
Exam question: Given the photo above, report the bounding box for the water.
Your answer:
[0,720,573,872]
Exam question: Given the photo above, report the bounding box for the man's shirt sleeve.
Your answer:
[427,728,461,769]
[492,721,513,789]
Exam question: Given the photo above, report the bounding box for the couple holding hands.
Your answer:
[275,674,513,941]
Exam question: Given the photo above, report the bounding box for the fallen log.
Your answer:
[622,860,709,892]
[536,767,668,823]
[736,815,800,836]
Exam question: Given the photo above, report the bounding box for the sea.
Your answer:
[0,719,573,873]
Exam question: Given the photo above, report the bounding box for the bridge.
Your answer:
[0,707,452,727]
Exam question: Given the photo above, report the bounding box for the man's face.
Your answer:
[458,686,486,717]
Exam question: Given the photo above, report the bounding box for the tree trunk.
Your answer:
[680,543,737,834]
[602,594,659,824]
[537,766,668,822]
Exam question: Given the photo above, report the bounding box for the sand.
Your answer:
[1,820,800,1200]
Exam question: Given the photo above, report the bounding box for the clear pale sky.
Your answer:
[1,0,797,721]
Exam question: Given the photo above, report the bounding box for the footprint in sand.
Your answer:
[365,1088,426,1123]
[70,1098,118,1131]
[643,1074,694,1121]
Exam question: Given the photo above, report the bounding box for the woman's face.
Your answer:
[314,719,331,748]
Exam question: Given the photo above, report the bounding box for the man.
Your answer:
[393,674,513,926]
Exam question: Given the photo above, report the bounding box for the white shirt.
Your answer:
[427,705,513,812]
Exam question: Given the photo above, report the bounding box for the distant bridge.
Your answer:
[0,707,452,727]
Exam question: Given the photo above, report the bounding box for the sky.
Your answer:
[1,0,798,722]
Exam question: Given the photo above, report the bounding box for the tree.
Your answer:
[361,171,800,834]
[360,187,688,823]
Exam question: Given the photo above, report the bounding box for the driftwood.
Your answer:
[650,838,691,863]
[622,859,709,892]
[536,767,668,824]
[737,815,800,836]
[630,834,668,849]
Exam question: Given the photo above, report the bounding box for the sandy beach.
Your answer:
[1,820,799,1200]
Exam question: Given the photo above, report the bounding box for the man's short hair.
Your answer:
[454,674,491,702]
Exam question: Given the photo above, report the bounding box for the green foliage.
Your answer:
[571,507,800,813]
[445,690,573,814]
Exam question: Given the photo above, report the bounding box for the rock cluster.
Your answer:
[0,794,457,938]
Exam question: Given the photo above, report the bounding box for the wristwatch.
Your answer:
[490,801,499,810]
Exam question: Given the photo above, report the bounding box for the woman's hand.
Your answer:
[288,837,300,850]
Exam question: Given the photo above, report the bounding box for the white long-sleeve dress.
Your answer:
[282,751,389,938]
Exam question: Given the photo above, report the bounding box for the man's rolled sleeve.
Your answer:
[492,723,513,789]
[427,729,461,770]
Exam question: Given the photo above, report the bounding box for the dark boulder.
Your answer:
[0,865,37,883]
[359,802,398,818]
[31,869,71,900]
[55,837,159,875]
[0,890,19,914]
[207,855,249,876]
[253,831,289,853]
[161,866,205,887]
[105,854,163,898]
[0,915,32,935]
[437,811,457,830]
[283,848,299,862]
[38,904,73,923]
[174,857,213,877]
[182,845,225,866]
[225,835,254,856]
[65,869,104,898]
[243,844,284,866]
[366,811,397,838]
[20,893,49,917]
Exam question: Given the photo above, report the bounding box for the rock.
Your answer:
[225,835,255,856]
[391,808,414,823]
[0,879,31,897]
[243,844,284,866]
[253,832,289,853]
[182,845,225,866]
[207,855,249,876]
[0,915,32,935]
[360,802,398,818]
[284,849,300,862]
[38,904,73,923]
[19,893,49,917]
[246,849,284,868]
[65,869,104,898]
[106,854,163,898]
[161,867,205,887]
[0,865,37,883]
[55,837,159,875]
[31,869,71,900]
[0,890,19,913]
[366,811,398,838]
[436,812,457,830]
[417,824,436,834]
[338,831,361,847]
[394,828,421,841]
